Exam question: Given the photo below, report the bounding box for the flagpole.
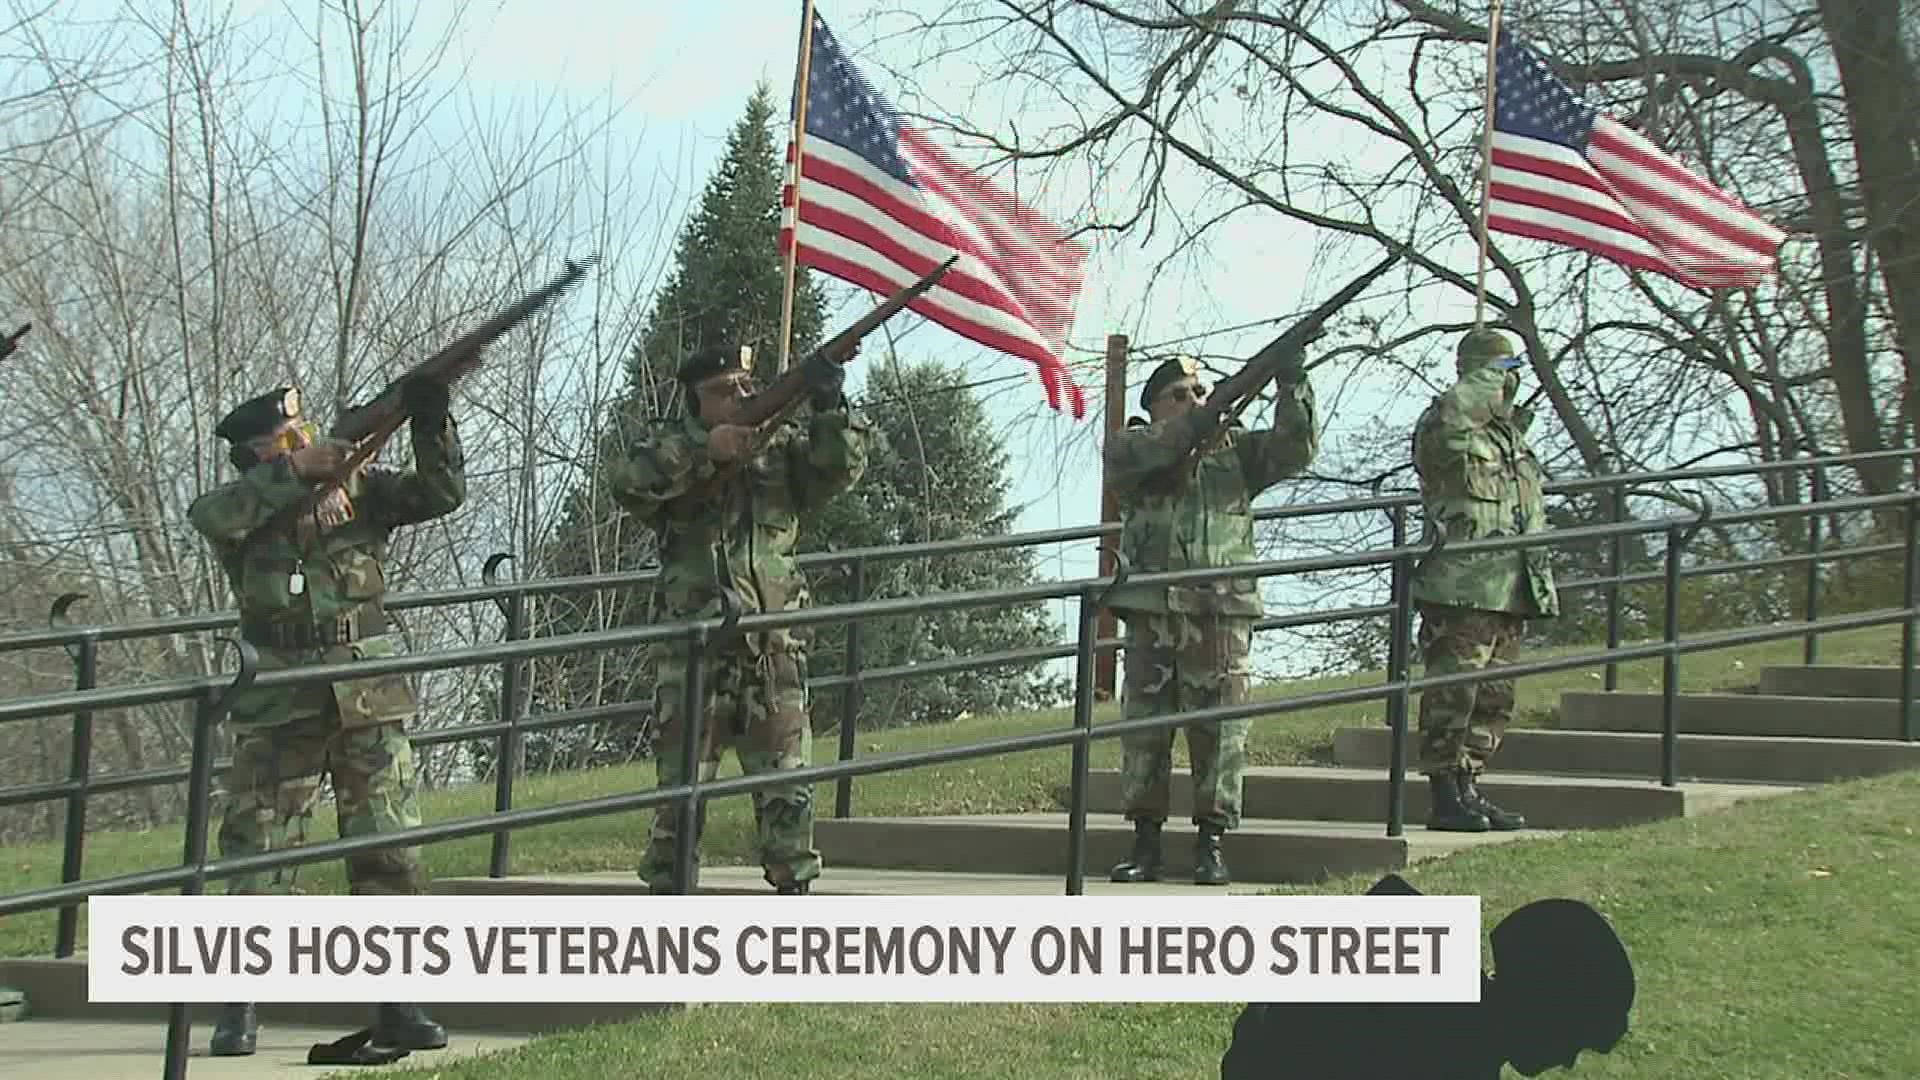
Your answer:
[778,0,819,375]
[1473,0,1503,330]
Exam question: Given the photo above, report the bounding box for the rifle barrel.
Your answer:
[258,257,593,539]
[736,255,958,431]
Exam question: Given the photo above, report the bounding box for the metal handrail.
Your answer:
[1,444,1906,657]
[0,452,1913,1080]
[0,504,1750,725]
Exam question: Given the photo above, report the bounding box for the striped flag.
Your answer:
[778,5,1090,418]
[1486,35,1786,289]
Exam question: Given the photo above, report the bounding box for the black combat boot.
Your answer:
[777,880,811,895]
[209,1002,257,1056]
[1459,772,1527,830]
[1109,818,1163,882]
[1193,822,1231,886]
[371,1003,447,1050]
[1425,771,1490,832]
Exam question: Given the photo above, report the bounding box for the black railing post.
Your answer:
[1384,538,1416,839]
[53,591,96,958]
[672,622,710,896]
[164,637,255,1080]
[1900,495,1917,742]
[485,554,527,878]
[1065,585,1099,896]
[1660,525,1683,787]
[835,558,867,819]
[1605,484,1624,690]
[1383,506,1407,732]
[1803,468,1826,664]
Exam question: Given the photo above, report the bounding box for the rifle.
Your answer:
[1155,251,1403,483]
[264,256,595,534]
[702,254,958,473]
[739,255,958,431]
[0,323,31,361]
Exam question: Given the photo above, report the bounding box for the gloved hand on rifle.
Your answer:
[1271,345,1308,388]
[289,441,353,483]
[802,345,853,410]
[401,376,450,427]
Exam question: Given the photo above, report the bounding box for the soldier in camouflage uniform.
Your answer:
[606,344,867,895]
[189,380,462,1058]
[1101,352,1319,886]
[1408,328,1558,832]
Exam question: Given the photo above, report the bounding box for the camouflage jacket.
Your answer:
[187,413,467,729]
[1408,367,1558,617]
[1101,381,1319,618]
[606,404,868,655]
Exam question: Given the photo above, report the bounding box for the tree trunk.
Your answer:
[1818,0,1920,459]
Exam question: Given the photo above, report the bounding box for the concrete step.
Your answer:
[0,956,677,1034]
[432,865,1284,896]
[1759,664,1916,701]
[1333,725,1920,785]
[1066,764,1795,829]
[0,1016,529,1080]
[1555,689,1912,739]
[811,811,1554,885]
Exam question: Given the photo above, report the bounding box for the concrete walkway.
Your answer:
[0,1017,531,1080]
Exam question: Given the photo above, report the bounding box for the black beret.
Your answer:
[677,344,752,386]
[1140,354,1200,412]
[213,386,303,443]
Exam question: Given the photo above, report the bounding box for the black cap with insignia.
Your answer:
[1140,354,1201,412]
[213,386,303,443]
[676,344,753,387]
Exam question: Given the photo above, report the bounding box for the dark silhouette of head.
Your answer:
[1486,897,1636,1074]
[1218,873,1635,1080]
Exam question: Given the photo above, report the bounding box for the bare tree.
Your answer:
[0,0,676,830]
[870,1,1904,481]
[851,0,1905,675]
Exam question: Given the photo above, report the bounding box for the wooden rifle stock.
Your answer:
[262,256,594,534]
[681,255,958,501]
[1197,252,1401,433]
[733,255,958,433]
[1156,251,1403,483]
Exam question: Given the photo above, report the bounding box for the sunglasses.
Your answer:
[256,421,315,456]
[1157,381,1209,404]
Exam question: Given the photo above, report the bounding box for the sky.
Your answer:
[7,0,1708,677]
[393,0,1443,664]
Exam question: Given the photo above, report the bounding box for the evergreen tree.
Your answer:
[505,83,1065,771]
[798,358,1070,735]
[623,83,827,394]
[516,82,827,769]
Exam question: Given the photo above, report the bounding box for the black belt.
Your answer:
[242,606,388,651]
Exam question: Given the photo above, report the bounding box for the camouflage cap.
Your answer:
[213,386,302,443]
[1140,354,1201,411]
[1457,328,1524,374]
[677,344,753,387]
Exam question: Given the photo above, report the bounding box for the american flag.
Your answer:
[1486,35,1786,289]
[778,5,1089,418]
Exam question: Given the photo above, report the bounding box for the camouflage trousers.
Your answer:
[1118,613,1252,831]
[1416,603,1526,776]
[216,701,425,897]
[641,645,818,891]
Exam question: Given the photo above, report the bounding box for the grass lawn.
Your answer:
[0,623,1903,964]
[362,761,1920,1079]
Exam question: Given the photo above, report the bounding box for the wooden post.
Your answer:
[1095,333,1128,702]
[776,0,819,374]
